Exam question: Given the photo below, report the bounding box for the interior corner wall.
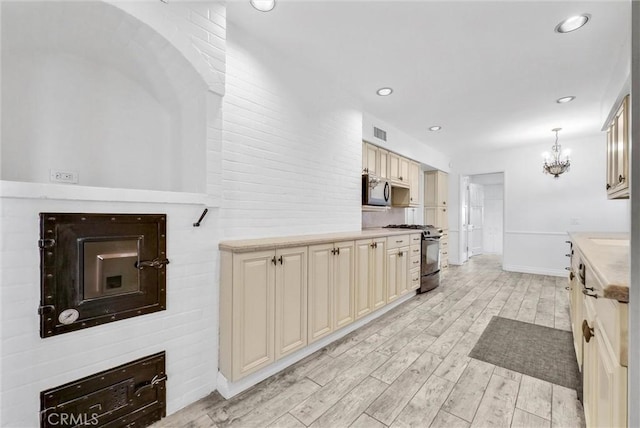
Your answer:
[221,23,363,239]
[362,113,450,172]
[449,134,630,275]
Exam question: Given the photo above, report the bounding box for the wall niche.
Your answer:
[1,1,207,194]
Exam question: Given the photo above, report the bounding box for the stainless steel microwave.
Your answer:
[362,174,390,206]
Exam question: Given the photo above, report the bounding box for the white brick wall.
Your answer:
[0,197,219,427]
[0,1,226,426]
[221,23,363,239]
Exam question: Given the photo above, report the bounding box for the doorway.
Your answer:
[460,172,504,264]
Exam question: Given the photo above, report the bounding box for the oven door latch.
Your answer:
[134,258,170,270]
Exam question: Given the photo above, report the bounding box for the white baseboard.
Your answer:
[503,264,568,277]
[216,291,416,399]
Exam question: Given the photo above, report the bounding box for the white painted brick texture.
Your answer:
[0,198,219,427]
[221,24,363,239]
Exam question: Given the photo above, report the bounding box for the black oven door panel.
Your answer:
[39,213,168,338]
[421,237,441,276]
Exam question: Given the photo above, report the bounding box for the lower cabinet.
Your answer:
[582,301,627,428]
[569,239,628,428]
[387,246,409,302]
[308,241,355,343]
[220,232,418,383]
[220,246,308,381]
[355,237,387,319]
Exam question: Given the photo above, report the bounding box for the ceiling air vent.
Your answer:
[373,126,387,142]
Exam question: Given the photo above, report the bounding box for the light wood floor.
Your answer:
[154,255,585,428]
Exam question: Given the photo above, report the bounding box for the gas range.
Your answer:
[383,224,443,238]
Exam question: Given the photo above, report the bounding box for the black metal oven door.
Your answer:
[421,237,441,276]
[39,213,168,338]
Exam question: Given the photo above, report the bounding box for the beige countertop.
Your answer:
[219,228,419,253]
[569,232,629,303]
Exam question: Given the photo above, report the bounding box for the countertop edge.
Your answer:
[569,231,629,303]
[219,229,421,253]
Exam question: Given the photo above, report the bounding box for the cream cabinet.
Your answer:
[389,152,409,185]
[363,142,378,175]
[220,246,308,381]
[424,170,449,268]
[408,161,420,207]
[387,235,410,302]
[424,170,448,207]
[308,241,355,343]
[378,148,389,179]
[362,142,389,179]
[408,233,421,291]
[355,237,387,319]
[606,95,630,199]
[568,239,628,428]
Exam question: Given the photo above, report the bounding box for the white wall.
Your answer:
[1,1,210,194]
[0,2,226,426]
[450,134,630,275]
[221,23,363,239]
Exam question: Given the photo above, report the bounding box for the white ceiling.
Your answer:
[226,1,631,157]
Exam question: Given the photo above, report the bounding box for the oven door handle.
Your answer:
[423,237,440,242]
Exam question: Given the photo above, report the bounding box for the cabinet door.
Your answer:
[308,244,334,343]
[386,250,399,302]
[363,142,378,175]
[606,125,617,192]
[437,172,448,206]
[397,247,410,296]
[232,251,275,379]
[389,152,401,182]
[371,238,387,310]
[399,157,410,183]
[275,247,308,359]
[424,172,438,206]
[334,241,355,329]
[409,162,420,206]
[355,239,373,319]
[378,149,389,179]
[615,97,629,191]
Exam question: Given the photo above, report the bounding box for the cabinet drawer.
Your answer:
[410,255,421,270]
[409,245,421,257]
[387,235,410,249]
[410,269,420,289]
[410,234,422,245]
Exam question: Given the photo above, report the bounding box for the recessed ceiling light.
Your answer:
[429,126,442,132]
[376,87,393,96]
[555,14,590,33]
[250,0,276,12]
[556,96,576,104]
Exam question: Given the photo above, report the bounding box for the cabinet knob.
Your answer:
[619,175,625,183]
[443,201,446,205]
[569,271,575,281]
[278,256,283,264]
[582,320,594,343]
[398,251,404,257]
[399,176,403,181]
[271,256,277,265]
[606,183,611,190]
[442,208,446,212]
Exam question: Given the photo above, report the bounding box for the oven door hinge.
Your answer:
[38,239,56,249]
[38,305,55,315]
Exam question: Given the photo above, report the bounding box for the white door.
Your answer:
[468,183,484,257]
[461,176,470,263]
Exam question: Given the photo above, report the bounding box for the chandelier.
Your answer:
[543,128,570,178]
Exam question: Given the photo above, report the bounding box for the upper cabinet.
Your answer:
[362,141,420,207]
[362,141,389,179]
[424,170,448,207]
[606,95,630,199]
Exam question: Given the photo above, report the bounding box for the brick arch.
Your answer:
[107,0,225,97]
